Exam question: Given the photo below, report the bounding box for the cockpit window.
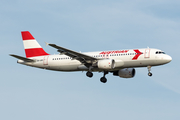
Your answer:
[155,51,166,54]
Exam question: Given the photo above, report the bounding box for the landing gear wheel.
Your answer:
[100,77,107,83]
[147,66,152,77]
[148,72,152,77]
[86,71,93,78]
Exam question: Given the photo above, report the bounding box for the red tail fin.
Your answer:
[21,31,49,58]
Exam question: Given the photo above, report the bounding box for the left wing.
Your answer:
[47,43,98,64]
[9,54,35,62]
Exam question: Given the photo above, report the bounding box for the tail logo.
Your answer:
[21,31,49,58]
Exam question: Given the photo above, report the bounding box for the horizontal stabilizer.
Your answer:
[9,54,35,62]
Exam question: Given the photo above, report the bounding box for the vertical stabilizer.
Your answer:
[21,31,49,58]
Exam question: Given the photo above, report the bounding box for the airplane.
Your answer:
[10,31,172,83]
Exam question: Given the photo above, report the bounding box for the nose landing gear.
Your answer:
[147,66,152,76]
[148,72,152,76]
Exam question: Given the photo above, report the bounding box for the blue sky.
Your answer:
[1,0,180,120]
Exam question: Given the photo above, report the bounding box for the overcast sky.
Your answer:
[1,0,180,120]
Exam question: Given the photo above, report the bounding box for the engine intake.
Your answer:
[97,59,115,70]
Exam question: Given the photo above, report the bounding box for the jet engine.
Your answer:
[113,68,135,78]
[97,59,115,70]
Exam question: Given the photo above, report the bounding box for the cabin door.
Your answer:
[43,56,49,65]
[144,49,150,58]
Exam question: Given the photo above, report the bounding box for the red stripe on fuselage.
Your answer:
[21,31,35,40]
[25,48,49,58]
[132,49,143,60]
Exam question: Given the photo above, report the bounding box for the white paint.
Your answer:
[23,40,41,49]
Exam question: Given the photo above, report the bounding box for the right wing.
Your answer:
[9,54,35,62]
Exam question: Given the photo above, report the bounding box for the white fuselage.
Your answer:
[18,48,172,72]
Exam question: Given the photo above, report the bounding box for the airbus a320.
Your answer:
[10,31,172,83]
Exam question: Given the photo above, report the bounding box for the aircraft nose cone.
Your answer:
[165,55,172,63]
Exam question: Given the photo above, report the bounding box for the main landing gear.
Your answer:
[147,66,152,77]
[100,71,108,83]
[86,71,108,83]
[86,71,93,78]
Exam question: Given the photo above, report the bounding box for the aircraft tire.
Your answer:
[148,72,152,77]
[100,77,107,83]
[86,71,93,78]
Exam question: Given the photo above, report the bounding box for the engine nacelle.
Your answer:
[113,68,135,78]
[97,59,115,70]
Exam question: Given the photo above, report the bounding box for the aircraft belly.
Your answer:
[123,59,157,68]
[48,60,80,71]
[61,65,79,71]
